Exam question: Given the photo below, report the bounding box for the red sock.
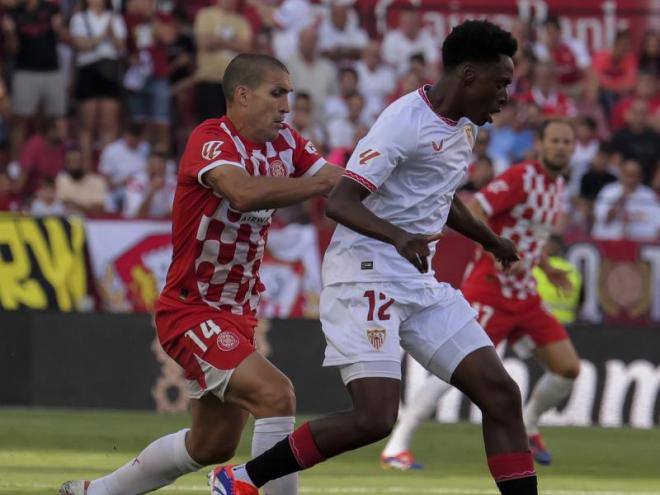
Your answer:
[289,422,326,469]
[487,452,536,482]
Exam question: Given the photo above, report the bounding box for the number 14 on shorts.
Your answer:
[184,320,221,352]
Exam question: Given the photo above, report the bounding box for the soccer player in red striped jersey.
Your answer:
[60,53,342,495]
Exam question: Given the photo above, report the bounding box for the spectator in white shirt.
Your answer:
[318,0,368,62]
[326,92,369,150]
[30,178,66,217]
[99,122,149,212]
[355,40,395,120]
[381,6,439,77]
[286,92,326,153]
[592,159,660,241]
[123,150,176,218]
[248,0,318,61]
[286,27,337,121]
[324,66,380,124]
[568,116,600,198]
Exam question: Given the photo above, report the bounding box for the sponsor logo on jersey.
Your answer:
[269,159,287,177]
[305,141,318,154]
[361,261,374,270]
[201,140,224,160]
[217,331,240,351]
[358,149,381,166]
[432,139,444,152]
[366,328,386,350]
[464,125,474,148]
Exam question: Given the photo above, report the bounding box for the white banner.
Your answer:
[85,219,322,316]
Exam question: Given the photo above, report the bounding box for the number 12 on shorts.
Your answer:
[364,290,395,321]
[184,320,221,352]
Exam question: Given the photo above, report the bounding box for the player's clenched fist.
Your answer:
[484,236,519,270]
[393,232,432,273]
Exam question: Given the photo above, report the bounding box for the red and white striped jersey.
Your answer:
[464,161,564,302]
[158,116,325,320]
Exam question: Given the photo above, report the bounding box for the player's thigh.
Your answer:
[188,393,249,463]
[465,295,516,347]
[400,286,482,381]
[533,338,581,378]
[450,343,522,418]
[223,351,296,418]
[320,283,407,371]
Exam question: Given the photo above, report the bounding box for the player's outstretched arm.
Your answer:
[447,195,519,269]
[204,163,342,212]
[326,177,433,273]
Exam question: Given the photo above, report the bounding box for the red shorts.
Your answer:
[155,302,257,400]
[462,286,568,358]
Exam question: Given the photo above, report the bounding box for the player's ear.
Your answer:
[460,63,476,86]
[235,85,250,108]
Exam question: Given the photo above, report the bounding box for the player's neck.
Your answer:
[540,160,563,179]
[427,79,464,123]
[225,112,265,146]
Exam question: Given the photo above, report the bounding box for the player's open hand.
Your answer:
[544,265,574,295]
[484,236,519,271]
[394,232,432,273]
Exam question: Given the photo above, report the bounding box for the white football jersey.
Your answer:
[323,86,478,286]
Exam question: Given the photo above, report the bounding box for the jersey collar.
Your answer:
[418,85,459,127]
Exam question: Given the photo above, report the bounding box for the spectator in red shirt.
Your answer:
[593,29,638,116]
[14,117,65,201]
[124,0,177,151]
[533,16,591,98]
[517,61,577,118]
[610,71,660,131]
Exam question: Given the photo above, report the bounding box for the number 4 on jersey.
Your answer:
[184,320,221,352]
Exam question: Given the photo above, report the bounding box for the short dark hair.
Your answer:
[442,20,517,69]
[537,118,574,140]
[223,54,289,105]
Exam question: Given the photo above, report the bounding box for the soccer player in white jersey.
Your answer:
[381,119,580,469]
[60,54,343,495]
[213,20,539,495]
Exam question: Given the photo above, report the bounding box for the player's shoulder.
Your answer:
[275,122,301,149]
[190,118,229,141]
[371,90,422,135]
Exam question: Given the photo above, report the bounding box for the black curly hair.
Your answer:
[441,20,518,69]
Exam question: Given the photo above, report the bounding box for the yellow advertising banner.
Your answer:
[0,214,88,311]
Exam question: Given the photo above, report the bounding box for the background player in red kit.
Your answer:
[381,119,580,469]
[60,54,342,495]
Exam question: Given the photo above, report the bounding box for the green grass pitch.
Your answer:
[1,408,659,494]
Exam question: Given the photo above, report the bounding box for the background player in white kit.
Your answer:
[213,20,539,495]
[381,119,581,469]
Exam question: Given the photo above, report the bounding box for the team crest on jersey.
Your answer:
[217,331,240,351]
[269,159,287,177]
[201,140,224,160]
[366,328,386,350]
[464,125,474,148]
[487,179,509,194]
[359,149,381,166]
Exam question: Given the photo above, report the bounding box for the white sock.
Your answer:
[87,428,202,495]
[523,372,575,435]
[382,375,451,457]
[250,416,297,495]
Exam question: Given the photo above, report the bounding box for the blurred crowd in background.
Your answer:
[0,0,659,246]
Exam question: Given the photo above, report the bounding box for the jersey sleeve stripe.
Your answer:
[303,158,327,177]
[474,192,493,216]
[197,160,244,188]
[344,170,377,192]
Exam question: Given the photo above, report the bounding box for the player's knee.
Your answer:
[257,377,296,417]
[187,438,237,466]
[482,374,523,422]
[558,360,580,380]
[354,405,397,443]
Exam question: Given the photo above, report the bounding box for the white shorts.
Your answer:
[320,281,488,382]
